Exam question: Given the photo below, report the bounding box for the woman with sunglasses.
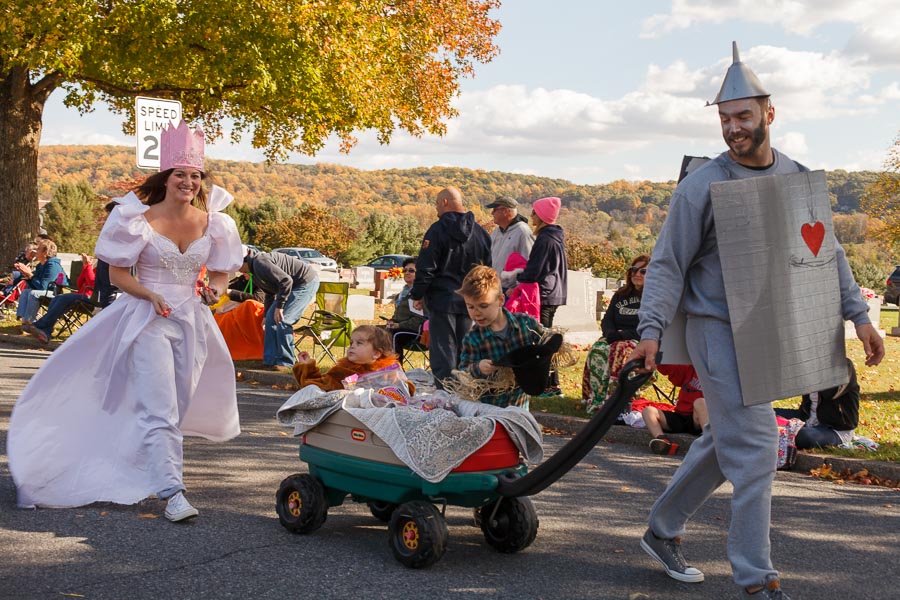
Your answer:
[583,254,651,414]
[384,257,426,362]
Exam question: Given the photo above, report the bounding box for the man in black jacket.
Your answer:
[411,187,491,384]
[239,249,319,367]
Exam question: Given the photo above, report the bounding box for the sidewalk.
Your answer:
[4,329,898,484]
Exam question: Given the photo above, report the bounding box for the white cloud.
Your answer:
[773,131,809,157]
[641,0,897,38]
[42,127,128,146]
[857,82,900,105]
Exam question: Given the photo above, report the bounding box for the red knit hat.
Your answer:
[533,196,561,225]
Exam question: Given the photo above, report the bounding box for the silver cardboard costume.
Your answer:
[711,170,848,405]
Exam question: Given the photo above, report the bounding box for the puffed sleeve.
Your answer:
[94,192,151,267]
[206,185,244,273]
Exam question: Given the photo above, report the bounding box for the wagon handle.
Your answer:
[495,356,658,498]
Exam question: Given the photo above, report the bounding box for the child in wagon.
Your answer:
[456,265,545,409]
[293,325,415,396]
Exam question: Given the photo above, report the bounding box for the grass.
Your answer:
[535,305,900,462]
[4,302,898,461]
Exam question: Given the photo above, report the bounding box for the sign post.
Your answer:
[135,97,182,169]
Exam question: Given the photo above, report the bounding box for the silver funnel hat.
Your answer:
[708,41,769,106]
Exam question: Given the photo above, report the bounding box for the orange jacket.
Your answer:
[292,355,416,395]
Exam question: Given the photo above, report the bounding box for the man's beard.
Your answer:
[726,116,767,158]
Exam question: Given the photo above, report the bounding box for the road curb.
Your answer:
[4,333,894,484]
[529,411,900,483]
[240,369,900,485]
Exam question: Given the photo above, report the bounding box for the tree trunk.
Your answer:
[0,67,48,268]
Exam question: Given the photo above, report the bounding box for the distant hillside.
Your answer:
[37,145,879,244]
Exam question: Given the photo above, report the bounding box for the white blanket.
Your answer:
[276,386,544,483]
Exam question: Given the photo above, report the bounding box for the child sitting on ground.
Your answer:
[456,265,544,409]
[293,325,415,395]
[642,364,708,455]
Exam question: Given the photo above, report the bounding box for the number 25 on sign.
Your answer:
[135,97,182,169]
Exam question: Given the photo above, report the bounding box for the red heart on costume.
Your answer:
[801,222,825,257]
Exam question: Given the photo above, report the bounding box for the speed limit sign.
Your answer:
[135,97,183,169]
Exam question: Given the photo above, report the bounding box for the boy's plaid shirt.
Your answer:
[458,309,544,407]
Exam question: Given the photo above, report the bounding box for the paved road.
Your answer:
[1,345,897,600]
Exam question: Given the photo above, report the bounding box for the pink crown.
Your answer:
[160,119,205,172]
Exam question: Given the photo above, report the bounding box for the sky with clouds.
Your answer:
[40,0,900,184]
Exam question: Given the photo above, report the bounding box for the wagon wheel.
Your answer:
[367,500,399,523]
[276,473,328,534]
[388,501,448,568]
[479,497,539,553]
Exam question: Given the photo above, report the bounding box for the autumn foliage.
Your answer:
[0,0,502,265]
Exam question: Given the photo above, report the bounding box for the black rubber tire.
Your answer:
[368,500,399,523]
[276,473,328,534]
[479,497,539,553]
[388,501,448,568]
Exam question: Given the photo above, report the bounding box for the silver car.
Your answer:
[273,247,338,272]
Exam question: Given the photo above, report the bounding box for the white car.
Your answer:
[273,247,338,271]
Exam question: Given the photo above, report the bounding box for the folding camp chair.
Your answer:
[393,321,430,371]
[52,286,107,340]
[0,280,26,318]
[36,259,81,319]
[294,281,353,364]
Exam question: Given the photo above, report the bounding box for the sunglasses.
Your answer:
[630,266,648,275]
[403,268,416,273]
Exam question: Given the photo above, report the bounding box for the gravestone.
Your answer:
[554,270,601,345]
[354,266,375,291]
[317,270,340,283]
[346,294,375,320]
[844,296,885,339]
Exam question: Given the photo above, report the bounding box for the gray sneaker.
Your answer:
[640,528,704,583]
[165,492,199,522]
[740,579,791,599]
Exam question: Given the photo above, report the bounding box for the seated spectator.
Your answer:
[4,243,38,287]
[642,364,708,455]
[583,254,649,413]
[774,359,860,449]
[383,257,426,362]
[22,255,118,344]
[15,240,67,324]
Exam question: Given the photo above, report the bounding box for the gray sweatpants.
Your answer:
[648,317,779,589]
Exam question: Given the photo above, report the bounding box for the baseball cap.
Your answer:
[486,196,518,209]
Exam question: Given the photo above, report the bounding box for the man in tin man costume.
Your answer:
[630,42,885,599]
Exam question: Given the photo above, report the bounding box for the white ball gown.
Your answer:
[8,186,244,508]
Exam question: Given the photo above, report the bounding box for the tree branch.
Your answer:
[31,71,64,102]
[77,75,247,97]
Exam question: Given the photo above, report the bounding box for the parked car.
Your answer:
[273,247,338,271]
[358,254,412,270]
[885,265,900,306]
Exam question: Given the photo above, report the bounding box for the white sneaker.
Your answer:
[165,492,199,522]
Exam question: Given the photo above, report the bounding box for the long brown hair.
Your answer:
[135,168,208,210]
[617,254,650,296]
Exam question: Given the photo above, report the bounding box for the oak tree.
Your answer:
[0,0,501,264]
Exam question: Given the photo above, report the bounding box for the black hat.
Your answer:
[486,196,518,209]
[493,333,564,395]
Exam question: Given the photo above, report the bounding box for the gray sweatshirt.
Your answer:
[491,216,535,273]
[638,149,870,343]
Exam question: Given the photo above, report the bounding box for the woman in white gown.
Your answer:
[8,121,243,521]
